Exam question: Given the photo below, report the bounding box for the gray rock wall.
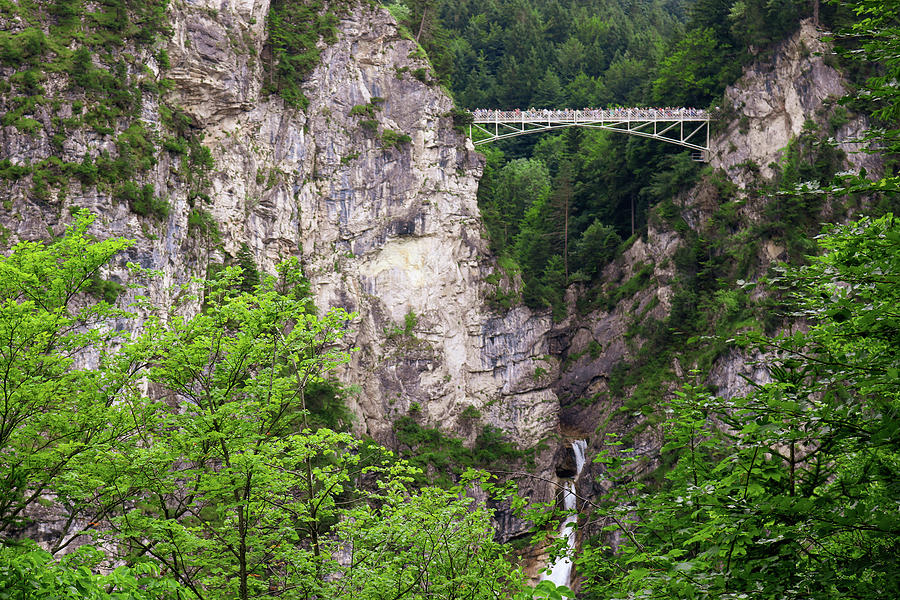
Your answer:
[547,18,877,488]
[0,0,558,449]
[709,19,879,186]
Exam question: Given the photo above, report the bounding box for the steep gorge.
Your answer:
[0,0,883,586]
[544,19,881,591]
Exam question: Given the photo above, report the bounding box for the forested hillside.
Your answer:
[388,0,865,319]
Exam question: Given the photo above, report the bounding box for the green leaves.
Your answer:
[516,579,575,600]
[0,213,138,545]
[265,0,344,110]
[0,218,525,599]
[578,214,900,599]
[0,537,182,599]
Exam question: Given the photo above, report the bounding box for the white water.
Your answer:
[541,440,587,588]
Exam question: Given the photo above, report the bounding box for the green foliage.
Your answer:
[265,0,344,110]
[382,128,412,148]
[447,105,474,129]
[0,28,47,67]
[0,218,526,599]
[572,219,621,280]
[234,242,260,292]
[334,470,525,600]
[0,0,217,210]
[303,378,355,430]
[461,405,482,420]
[85,275,125,304]
[603,262,653,311]
[485,255,522,312]
[349,103,377,118]
[340,150,360,164]
[436,0,684,109]
[11,116,41,135]
[385,309,418,339]
[187,208,220,241]
[359,118,379,132]
[430,0,825,315]
[118,182,170,219]
[393,416,529,486]
[109,269,518,596]
[0,159,30,180]
[515,580,575,600]
[0,212,136,542]
[0,544,182,599]
[480,156,551,254]
[652,27,738,107]
[831,0,900,156]
[578,214,900,599]
[403,308,419,334]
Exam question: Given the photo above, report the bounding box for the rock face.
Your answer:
[0,1,557,448]
[0,1,879,572]
[708,19,879,187]
[545,18,877,496]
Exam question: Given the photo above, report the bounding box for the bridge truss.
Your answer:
[468,108,710,159]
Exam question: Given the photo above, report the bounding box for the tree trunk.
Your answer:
[415,6,428,43]
[631,197,635,237]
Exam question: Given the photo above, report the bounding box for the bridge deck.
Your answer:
[467,108,711,157]
[471,108,708,123]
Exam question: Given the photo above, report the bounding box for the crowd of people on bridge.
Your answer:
[469,106,707,121]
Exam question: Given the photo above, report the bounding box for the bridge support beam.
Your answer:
[466,109,711,159]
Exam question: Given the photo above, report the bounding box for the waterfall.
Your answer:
[541,440,587,588]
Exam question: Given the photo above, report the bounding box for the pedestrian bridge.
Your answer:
[467,108,710,159]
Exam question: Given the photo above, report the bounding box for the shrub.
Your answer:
[188,209,220,240]
[125,183,170,220]
[349,103,376,118]
[382,129,411,149]
[0,159,30,181]
[403,310,418,335]
[266,0,344,110]
[461,406,482,420]
[86,276,124,304]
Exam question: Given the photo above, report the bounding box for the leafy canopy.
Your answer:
[0,213,529,600]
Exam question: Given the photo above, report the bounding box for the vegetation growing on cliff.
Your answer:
[0,0,216,221]
[265,0,347,110]
[0,213,528,599]
[576,213,900,599]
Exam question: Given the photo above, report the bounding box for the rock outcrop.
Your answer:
[0,1,558,449]
[709,19,879,187]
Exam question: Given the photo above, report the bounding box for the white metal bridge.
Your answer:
[468,108,710,159]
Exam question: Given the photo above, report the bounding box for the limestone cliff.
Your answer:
[545,20,879,592]
[0,0,558,452]
[708,19,879,185]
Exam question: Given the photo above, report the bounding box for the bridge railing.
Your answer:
[470,108,708,122]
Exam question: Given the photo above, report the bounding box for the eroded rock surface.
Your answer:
[0,0,558,449]
[709,19,879,187]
